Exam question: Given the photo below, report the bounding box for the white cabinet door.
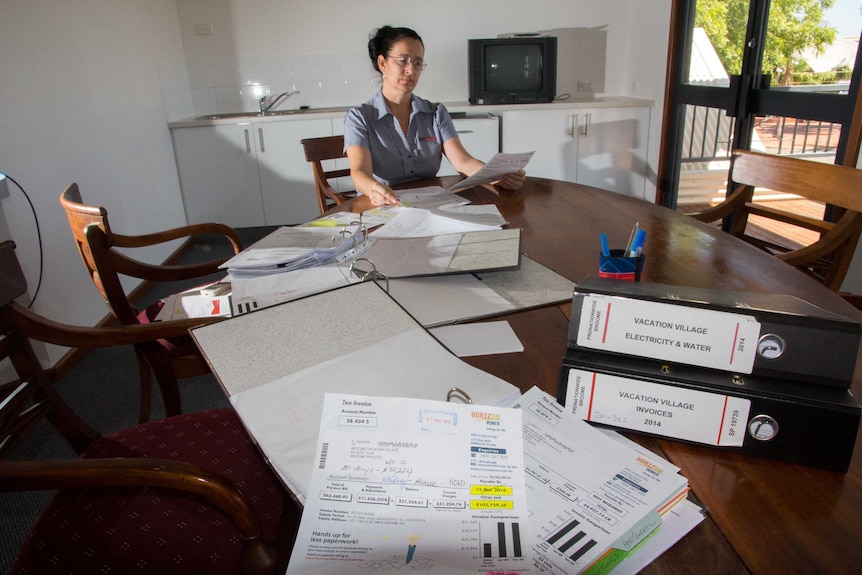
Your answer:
[254,118,334,226]
[172,124,265,227]
[503,109,579,182]
[439,115,501,176]
[575,106,650,200]
[503,106,651,199]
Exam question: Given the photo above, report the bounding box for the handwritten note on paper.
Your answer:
[286,393,531,574]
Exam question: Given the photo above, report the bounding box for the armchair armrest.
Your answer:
[0,458,276,574]
[3,300,222,349]
[687,183,753,224]
[112,222,242,253]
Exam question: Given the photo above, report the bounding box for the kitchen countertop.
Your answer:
[166,96,654,129]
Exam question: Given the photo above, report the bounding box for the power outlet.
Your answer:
[578,81,594,92]
[193,23,213,36]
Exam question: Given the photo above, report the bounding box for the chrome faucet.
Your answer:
[259,90,300,115]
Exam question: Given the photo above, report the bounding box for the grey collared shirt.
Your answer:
[343,90,459,185]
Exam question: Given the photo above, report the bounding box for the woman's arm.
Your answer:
[346,145,400,207]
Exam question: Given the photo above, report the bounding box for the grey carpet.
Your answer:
[0,226,277,573]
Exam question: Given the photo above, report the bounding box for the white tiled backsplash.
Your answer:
[158,52,380,121]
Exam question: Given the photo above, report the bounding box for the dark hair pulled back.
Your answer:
[368,26,423,72]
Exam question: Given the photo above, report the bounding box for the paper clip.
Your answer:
[446,387,473,404]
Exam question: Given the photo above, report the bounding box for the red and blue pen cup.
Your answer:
[599,230,645,281]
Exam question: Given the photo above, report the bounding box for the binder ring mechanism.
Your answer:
[331,213,368,249]
[349,257,389,292]
[447,387,473,404]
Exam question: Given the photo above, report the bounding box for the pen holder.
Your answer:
[599,249,645,281]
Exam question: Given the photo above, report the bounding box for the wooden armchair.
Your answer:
[688,150,862,291]
[300,135,357,214]
[0,240,297,575]
[60,183,243,421]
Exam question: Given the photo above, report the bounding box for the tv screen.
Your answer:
[469,37,557,105]
[484,44,545,92]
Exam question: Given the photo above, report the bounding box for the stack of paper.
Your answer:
[219,225,367,278]
[509,387,693,575]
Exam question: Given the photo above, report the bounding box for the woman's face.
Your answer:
[378,38,425,96]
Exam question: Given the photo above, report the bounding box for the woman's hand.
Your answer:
[495,169,526,191]
[367,182,400,207]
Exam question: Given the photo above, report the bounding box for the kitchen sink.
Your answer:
[194,109,306,120]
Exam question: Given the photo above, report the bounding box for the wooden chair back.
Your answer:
[688,150,862,290]
[59,183,242,420]
[300,135,356,214]
[0,240,282,574]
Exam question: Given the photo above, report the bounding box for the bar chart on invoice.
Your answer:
[478,520,525,558]
[543,514,599,564]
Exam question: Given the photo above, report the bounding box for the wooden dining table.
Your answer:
[328,175,862,575]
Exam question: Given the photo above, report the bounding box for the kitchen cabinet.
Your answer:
[172,124,265,227]
[439,114,501,176]
[503,105,651,200]
[255,118,332,225]
[172,118,335,227]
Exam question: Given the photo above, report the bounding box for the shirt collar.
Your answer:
[371,90,434,119]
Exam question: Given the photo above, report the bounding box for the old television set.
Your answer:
[469,36,557,105]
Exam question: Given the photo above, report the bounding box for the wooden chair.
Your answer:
[60,183,243,421]
[688,150,862,291]
[0,240,298,575]
[300,135,357,214]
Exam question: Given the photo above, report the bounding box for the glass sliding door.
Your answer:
[659,0,862,210]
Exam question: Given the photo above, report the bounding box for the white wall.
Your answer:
[169,0,643,116]
[0,0,673,366]
[0,0,190,364]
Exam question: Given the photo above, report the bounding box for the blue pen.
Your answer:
[600,233,610,257]
[629,229,646,257]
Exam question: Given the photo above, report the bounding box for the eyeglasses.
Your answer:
[387,56,427,70]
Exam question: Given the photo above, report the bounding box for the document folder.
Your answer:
[568,276,861,389]
[558,348,860,472]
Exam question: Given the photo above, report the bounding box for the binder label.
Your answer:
[563,369,751,447]
[576,294,761,374]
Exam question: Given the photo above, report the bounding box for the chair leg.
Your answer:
[133,347,154,424]
[136,344,183,418]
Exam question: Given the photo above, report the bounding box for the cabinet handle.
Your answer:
[583,112,591,137]
[244,129,251,154]
[570,114,577,138]
[258,128,266,153]
[457,130,475,134]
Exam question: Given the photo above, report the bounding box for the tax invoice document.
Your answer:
[510,387,690,575]
[286,392,532,574]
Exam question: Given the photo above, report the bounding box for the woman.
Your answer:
[344,25,525,207]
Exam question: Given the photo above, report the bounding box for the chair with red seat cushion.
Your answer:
[0,240,299,574]
[60,183,243,422]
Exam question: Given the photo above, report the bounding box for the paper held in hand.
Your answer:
[446,151,534,192]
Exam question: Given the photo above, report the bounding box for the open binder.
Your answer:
[189,281,522,500]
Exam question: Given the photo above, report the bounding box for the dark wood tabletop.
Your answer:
[328,176,862,575]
